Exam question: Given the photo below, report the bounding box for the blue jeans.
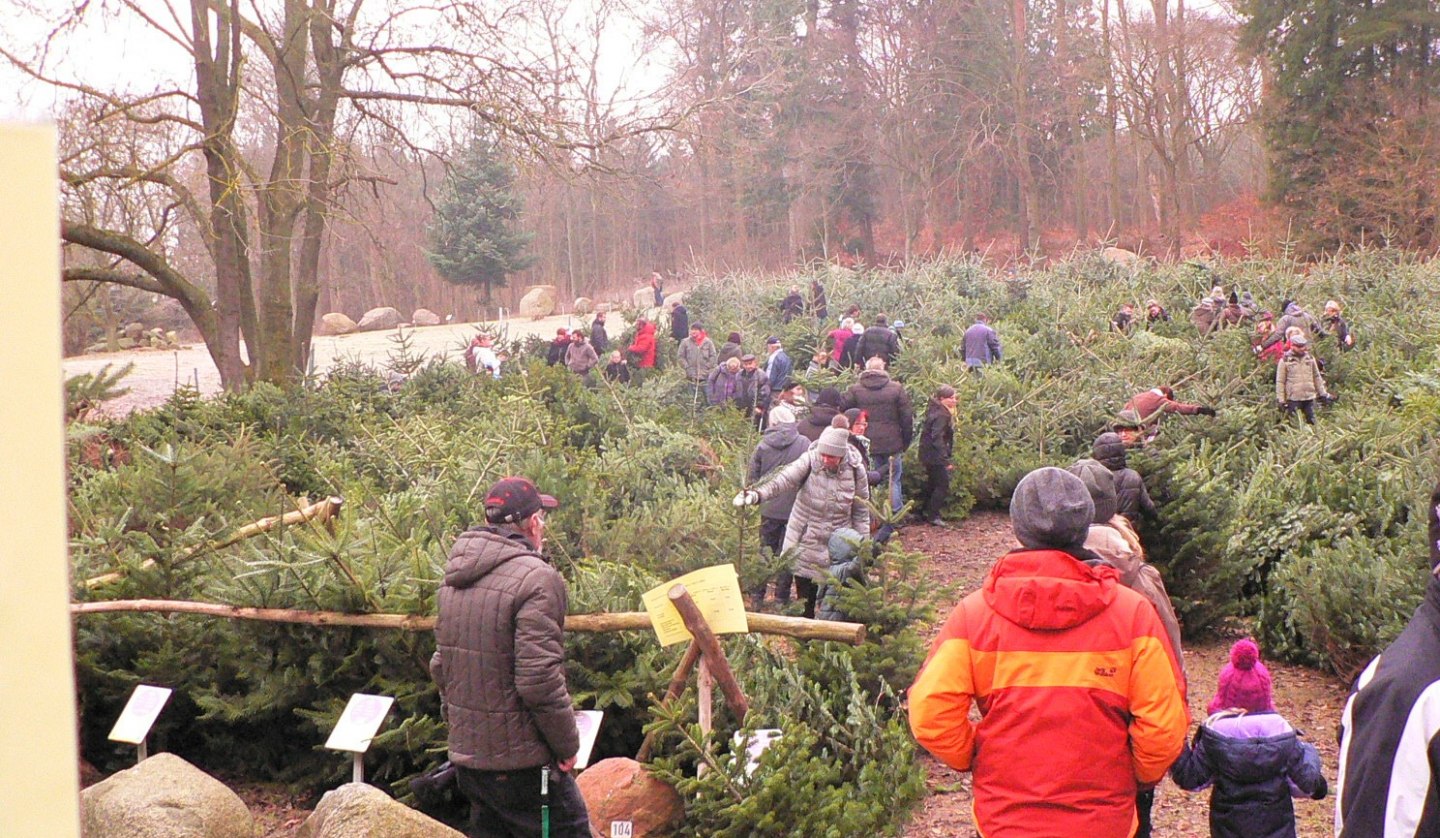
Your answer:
[873,452,903,513]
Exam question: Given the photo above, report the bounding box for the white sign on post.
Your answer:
[107,685,173,746]
[324,693,394,753]
[573,710,604,770]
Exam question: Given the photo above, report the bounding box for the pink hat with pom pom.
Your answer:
[1207,638,1275,714]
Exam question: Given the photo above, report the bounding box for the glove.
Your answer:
[732,491,759,507]
[1324,393,1339,404]
[1196,406,1217,417]
[1277,400,1287,411]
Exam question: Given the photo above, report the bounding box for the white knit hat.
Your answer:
[770,403,797,425]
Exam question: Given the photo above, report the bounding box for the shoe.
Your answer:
[927,518,945,527]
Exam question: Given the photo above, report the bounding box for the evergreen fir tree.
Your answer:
[427,136,535,300]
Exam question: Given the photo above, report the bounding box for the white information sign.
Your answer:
[574,710,604,770]
[610,822,634,838]
[733,728,783,776]
[324,693,394,753]
[107,685,172,745]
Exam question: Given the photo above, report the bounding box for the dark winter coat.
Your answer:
[963,321,1003,366]
[718,340,744,365]
[546,338,569,366]
[857,325,901,365]
[764,348,793,392]
[1092,432,1156,521]
[811,282,828,320]
[590,320,609,355]
[798,405,840,442]
[816,528,866,622]
[779,292,804,322]
[839,331,863,369]
[841,370,914,456]
[1325,314,1353,350]
[1171,712,1327,838]
[918,398,955,467]
[748,422,811,521]
[604,361,630,384]
[736,369,771,417]
[432,527,579,771]
[670,305,689,341]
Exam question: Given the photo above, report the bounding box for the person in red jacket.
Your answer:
[909,467,1188,838]
[1123,385,1216,441]
[626,317,657,385]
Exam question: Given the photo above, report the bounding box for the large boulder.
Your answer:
[573,297,594,316]
[662,292,685,310]
[578,758,683,838]
[123,322,146,342]
[357,306,403,332]
[297,783,463,838]
[519,285,558,319]
[80,753,255,838]
[319,313,358,336]
[412,308,442,327]
[1101,246,1141,268]
[632,287,655,310]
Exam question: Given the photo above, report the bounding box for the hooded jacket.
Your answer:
[909,548,1188,838]
[1336,480,1440,837]
[1093,432,1156,521]
[841,370,914,456]
[816,528,865,622]
[432,527,579,771]
[589,319,609,355]
[748,422,810,521]
[627,321,657,368]
[1171,712,1326,838]
[963,321,1002,366]
[564,340,599,375]
[1263,302,1324,348]
[751,446,871,581]
[799,405,840,442]
[1276,350,1328,402]
[678,334,717,380]
[669,304,689,341]
[858,324,901,365]
[718,339,744,365]
[918,396,955,467]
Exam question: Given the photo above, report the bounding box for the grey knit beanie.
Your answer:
[1010,467,1095,551]
[817,427,850,457]
[1067,459,1119,524]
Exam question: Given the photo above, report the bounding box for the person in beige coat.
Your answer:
[1275,334,1330,424]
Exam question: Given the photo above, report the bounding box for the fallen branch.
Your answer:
[69,599,868,644]
[83,496,344,590]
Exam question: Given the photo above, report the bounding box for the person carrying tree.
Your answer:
[1123,385,1217,440]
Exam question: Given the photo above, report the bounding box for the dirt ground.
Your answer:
[62,312,626,417]
[897,511,1350,838]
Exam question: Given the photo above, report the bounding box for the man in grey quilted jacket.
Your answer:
[432,476,591,837]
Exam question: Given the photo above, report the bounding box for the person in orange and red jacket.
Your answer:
[908,466,1188,838]
[626,317,657,385]
[1123,385,1216,433]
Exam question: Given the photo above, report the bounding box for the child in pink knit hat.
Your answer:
[1208,638,1275,714]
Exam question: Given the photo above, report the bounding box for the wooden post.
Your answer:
[667,585,748,721]
[697,661,714,735]
[635,642,701,762]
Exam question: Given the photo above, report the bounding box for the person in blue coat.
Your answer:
[1171,639,1327,838]
[763,337,793,394]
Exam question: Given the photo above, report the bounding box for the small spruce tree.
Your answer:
[427,135,535,301]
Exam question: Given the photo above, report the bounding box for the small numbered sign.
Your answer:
[107,685,172,745]
[324,693,394,753]
[610,822,634,838]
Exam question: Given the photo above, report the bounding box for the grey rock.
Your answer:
[80,753,255,838]
[320,313,358,336]
[297,783,463,838]
[518,285,557,319]
[356,307,403,332]
[412,308,442,327]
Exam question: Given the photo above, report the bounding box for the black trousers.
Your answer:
[1285,398,1316,424]
[1134,787,1155,838]
[920,462,950,521]
[456,764,591,838]
[751,517,793,604]
[794,577,819,619]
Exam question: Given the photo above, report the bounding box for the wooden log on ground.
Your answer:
[83,496,344,590]
[68,600,867,644]
[668,585,748,722]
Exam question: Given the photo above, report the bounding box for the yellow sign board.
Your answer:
[641,564,749,646]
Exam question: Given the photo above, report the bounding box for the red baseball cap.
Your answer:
[483,477,558,524]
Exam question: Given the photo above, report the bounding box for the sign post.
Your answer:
[324,693,394,784]
[107,685,173,764]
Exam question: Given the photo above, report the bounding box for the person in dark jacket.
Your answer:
[779,286,804,323]
[916,385,957,526]
[810,279,828,321]
[1145,299,1171,326]
[718,331,744,365]
[763,337,793,394]
[432,477,591,837]
[1093,432,1156,523]
[963,313,1002,369]
[1112,303,1136,335]
[840,322,864,369]
[800,387,844,443]
[747,420,811,606]
[1336,477,1440,837]
[669,302,689,343]
[841,357,914,513]
[603,350,630,385]
[1172,639,1326,838]
[589,312,609,356]
[545,329,570,366]
[858,314,902,366]
[816,528,866,621]
[650,271,664,307]
[1323,300,1354,351]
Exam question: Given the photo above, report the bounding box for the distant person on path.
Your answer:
[718,331,744,365]
[858,313,901,366]
[1336,478,1440,837]
[1261,301,1323,349]
[677,323,717,385]
[746,414,811,607]
[737,355,773,427]
[1323,300,1355,351]
[1275,334,1330,424]
[1093,431,1157,523]
[1145,299,1171,326]
[650,271,664,307]
[800,387,844,443]
[627,317,657,385]
[603,350,629,385]
[1112,303,1136,335]
[1123,385,1217,438]
[668,301,689,343]
[915,385,956,527]
[839,321,865,369]
[563,331,598,381]
[909,467,1188,838]
[706,358,742,407]
[1172,639,1326,838]
[432,476,592,838]
[779,285,804,323]
[546,329,570,366]
[589,312,609,356]
[734,426,870,618]
[810,279,828,321]
[828,319,855,366]
[841,357,914,514]
[963,313,1003,370]
[764,337,793,394]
